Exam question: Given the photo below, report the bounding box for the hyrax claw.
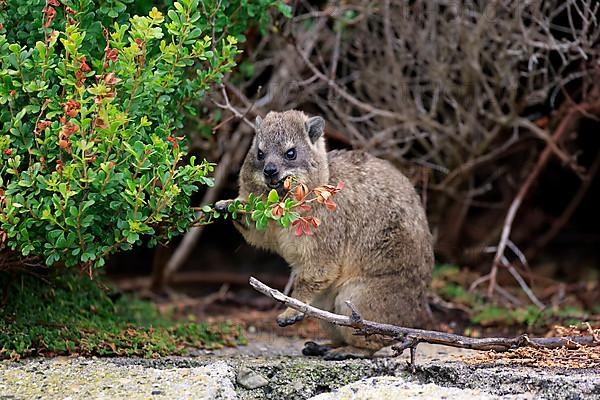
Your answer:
[276,309,305,327]
[214,199,233,213]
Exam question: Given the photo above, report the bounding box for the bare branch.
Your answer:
[249,277,598,356]
[503,259,545,310]
[264,0,600,272]
[292,43,413,123]
[212,85,255,130]
[488,100,600,296]
[529,150,600,256]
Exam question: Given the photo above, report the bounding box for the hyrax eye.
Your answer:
[285,148,297,160]
[257,149,265,160]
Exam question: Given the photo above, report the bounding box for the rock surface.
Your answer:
[309,376,532,400]
[0,358,237,400]
[1,342,598,400]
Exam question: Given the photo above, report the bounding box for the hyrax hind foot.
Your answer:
[302,342,374,360]
[276,307,305,327]
[323,346,374,360]
[302,341,333,356]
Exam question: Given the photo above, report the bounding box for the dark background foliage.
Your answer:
[130,0,600,300]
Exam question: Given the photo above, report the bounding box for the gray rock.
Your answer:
[308,376,532,400]
[237,367,269,389]
[0,358,237,400]
[1,342,598,400]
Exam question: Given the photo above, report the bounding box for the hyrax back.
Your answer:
[233,110,433,358]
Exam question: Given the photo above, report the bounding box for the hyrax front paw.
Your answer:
[214,199,234,213]
[276,308,305,327]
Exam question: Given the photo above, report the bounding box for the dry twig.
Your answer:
[486,100,600,296]
[249,277,599,369]
[529,149,600,256]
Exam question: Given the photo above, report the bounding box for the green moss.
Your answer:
[0,271,244,359]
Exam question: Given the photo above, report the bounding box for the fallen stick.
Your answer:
[249,277,598,368]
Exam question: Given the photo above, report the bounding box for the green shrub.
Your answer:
[0,0,286,269]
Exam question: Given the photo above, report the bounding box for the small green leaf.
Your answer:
[251,209,263,221]
[267,189,279,203]
[280,215,291,228]
[255,215,268,230]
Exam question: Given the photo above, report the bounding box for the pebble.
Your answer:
[236,366,269,389]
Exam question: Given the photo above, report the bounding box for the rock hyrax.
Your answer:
[218,110,433,359]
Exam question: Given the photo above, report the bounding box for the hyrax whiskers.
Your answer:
[217,110,433,359]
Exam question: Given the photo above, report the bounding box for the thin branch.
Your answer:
[488,100,600,296]
[283,270,296,297]
[529,149,600,256]
[506,240,531,277]
[516,118,583,176]
[249,277,598,359]
[292,43,413,122]
[503,259,545,310]
[477,245,544,309]
[211,85,255,130]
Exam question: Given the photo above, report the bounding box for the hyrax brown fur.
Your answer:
[218,110,433,359]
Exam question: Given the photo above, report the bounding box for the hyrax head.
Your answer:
[241,110,329,196]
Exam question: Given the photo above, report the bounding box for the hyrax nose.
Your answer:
[263,162,278,178]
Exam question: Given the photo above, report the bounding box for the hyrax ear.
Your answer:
[255,116,262,132]
[306,116,325,144]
